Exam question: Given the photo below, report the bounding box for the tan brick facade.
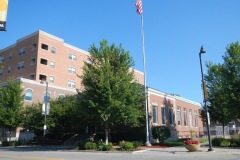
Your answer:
[0,30,203,141]
[147,88,203,140]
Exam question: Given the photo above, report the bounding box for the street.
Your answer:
[0,146,240,160]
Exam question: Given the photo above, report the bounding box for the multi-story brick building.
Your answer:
[0,30,203,142]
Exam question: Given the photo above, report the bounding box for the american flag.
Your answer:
[135,0,143,14]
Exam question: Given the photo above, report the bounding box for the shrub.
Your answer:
[77,140,86,150]
[84,141,97,150]
[212,137,231,147]
[97,142,113,151]
[220,139,230,147]
[119,141,134,151]
[230,138,240,147]
[1,140,21,146]
[102,143,113,151]
[152,126,171,144]
[132,141,143,149]
[2,140,10,146]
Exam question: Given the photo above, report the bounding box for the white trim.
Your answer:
[20,78,77,93]
[147,87,200,106]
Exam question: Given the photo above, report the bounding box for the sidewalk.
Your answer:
[140,145,240,154]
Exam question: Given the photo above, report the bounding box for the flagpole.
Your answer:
[139,2,151,146]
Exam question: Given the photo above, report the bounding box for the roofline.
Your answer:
[147,87,201,106]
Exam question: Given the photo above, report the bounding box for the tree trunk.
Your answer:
[222,124,225,138]
[105,119,109,145]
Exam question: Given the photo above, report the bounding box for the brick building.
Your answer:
[0,30,203,141]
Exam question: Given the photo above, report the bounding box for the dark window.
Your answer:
[39,74,47,81]
[30,74,35,80]
[41,43,48,50]
[40,58,48,65]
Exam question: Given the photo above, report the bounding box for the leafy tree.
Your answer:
[0,79,24,138]
[203,42,240,136]
[47,95,83,135]
[79,40,145,144]
[21,95,83,138]
[21,103,43,136]
[152,126,171,144]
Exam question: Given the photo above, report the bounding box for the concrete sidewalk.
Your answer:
[140,145,240,154]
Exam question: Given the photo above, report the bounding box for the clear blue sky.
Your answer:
[1,0,240,103]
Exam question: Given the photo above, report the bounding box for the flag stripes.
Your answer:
[135,0,143,14]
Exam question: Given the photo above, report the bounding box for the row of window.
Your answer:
[25,88,65,101]
[38,74,76,88]
[152,105,198,128]
[0,58,76,76]
[0,43,77,65]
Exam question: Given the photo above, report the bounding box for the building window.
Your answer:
[32,43,37,50]
[41,43,48,50]
[177,106,181,125]
[39,74,47,81]
[183,108,188,126]
[30,74,35,80]
[0,69,2,76]
[18,62,24,70]
[19,48,25,56]
[59,94,65,98]
[31,58,36,65]
[9,52,12,59]
[68,53,76,61]
[49,76,54,83]
[168,107,174,125]
[161,106,166,125]
[51,47,56,54]
[152,105,158,124]
[194,110,198,127]
[68,80,76,88]
[40,58,48,65]
[50,61,55,68]
[189,109,193,127]
[0,56,4,62]
[8,67,11,73]
[68,67,76,74]
[25,89,33,101]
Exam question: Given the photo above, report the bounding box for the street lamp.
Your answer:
[40,80,48,145]
[199,46,214,151]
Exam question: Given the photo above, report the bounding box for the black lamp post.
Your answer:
[199,46,214,151]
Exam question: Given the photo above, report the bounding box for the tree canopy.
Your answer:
[79,40,145,144]
[0,79,24,132]
[202,42,240,131]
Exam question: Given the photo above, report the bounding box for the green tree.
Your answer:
[0,79,24,138]
[21,103,43,136]
[22,95,82,138]
[79,40,144,144]
[152,126,171,144]
[203,42,240,136]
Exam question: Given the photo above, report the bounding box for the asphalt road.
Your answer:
[0,146,240,160]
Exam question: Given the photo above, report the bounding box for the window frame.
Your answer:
[25,88,33,101]
[18,61,25,70]
[177,106,181,126]
[161,106,166,125]
[183,108,188,126]
[68,53,77,61]
[152,105,158,124]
